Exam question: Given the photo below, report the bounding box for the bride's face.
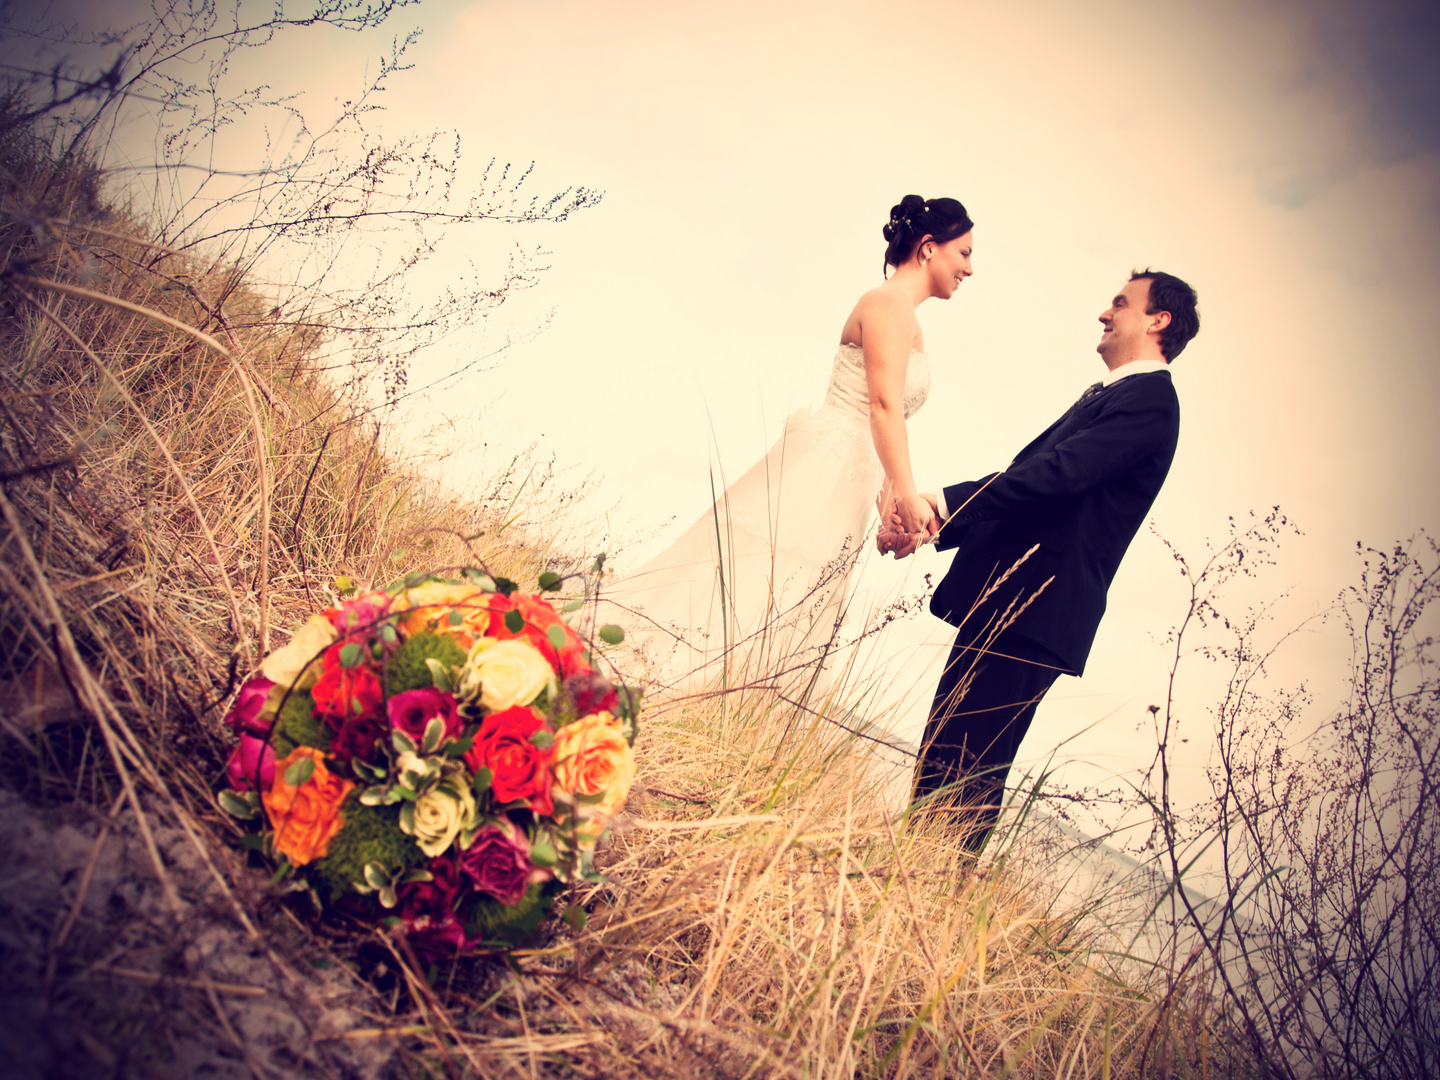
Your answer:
[923,230,974,298]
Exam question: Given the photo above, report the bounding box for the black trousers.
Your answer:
[913,631,1068,851]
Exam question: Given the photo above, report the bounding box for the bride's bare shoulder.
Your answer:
[841,285,914,345]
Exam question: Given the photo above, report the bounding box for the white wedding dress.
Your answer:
[605,343,931,685]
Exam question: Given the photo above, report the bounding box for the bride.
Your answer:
[605,195,975,684]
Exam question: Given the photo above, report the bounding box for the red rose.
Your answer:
[488,593,590,677]
[457,821,536,906]
[224,676,276,735]
[330,713,387,765]
[311,646,384,725]
[387,688,463,744]
[397,854,464,922]
[404,911,470,957]
[464,706,554,815]
[398,856,470,955]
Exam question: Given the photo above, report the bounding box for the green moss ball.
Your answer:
[269,689,325,757]
[463,879,562,947]
[309,797,423,902]
[385,631,467,696]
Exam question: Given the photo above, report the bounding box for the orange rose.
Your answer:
[393,580,499,649]
[262,747,355,866]
[550,711,636,820]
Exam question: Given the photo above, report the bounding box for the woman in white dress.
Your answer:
[605,195,975,686]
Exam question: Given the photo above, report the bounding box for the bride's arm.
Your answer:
[859,290,936,537]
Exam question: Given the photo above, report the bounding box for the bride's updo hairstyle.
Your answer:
[882,195,974,277]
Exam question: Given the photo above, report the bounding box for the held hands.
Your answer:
[875,491,939,559]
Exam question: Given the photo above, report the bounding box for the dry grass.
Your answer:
[0,109,1235,1078]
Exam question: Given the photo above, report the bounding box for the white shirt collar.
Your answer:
[1102,358,1170,386]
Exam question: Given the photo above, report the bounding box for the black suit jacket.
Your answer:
[931,369,1180,676]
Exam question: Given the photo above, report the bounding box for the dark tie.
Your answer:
[1076,381,1103,405]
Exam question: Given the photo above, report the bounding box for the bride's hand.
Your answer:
[894,491,937,538]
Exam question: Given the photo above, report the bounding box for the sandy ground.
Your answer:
[0,788,396,1079]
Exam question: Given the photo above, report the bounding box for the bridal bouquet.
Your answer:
[216,571,639,953]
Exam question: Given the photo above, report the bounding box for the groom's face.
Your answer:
[1096,278,1155,365]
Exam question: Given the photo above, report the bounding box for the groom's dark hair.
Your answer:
[1130,269,1200,361]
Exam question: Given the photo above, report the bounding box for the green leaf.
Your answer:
[529,839,558,868]
[269,859,294,885]
[239,835,267,852]
[443,736,474,758]
[574,790,608,805]
[591,553,607,574]
[538,571,562,591]
[379,885,397,909]
[504,609,524,634]
[338,642,363,668]
[284,756,315,787]
[494,576,518,597]
[363,862,389,890]
[447,608,463,626]
[379,622,398,644]
[562,598,585,613]
[217,790,259,819]
[466,570,497,592]
[424,657,454,694]
[547,624,568,652]
[353,758,387,782]
[562,904,587,931]
[472,766,493,795]
[399,802,416,834]
[392,729,417,756]
[335,575,355,595]
[358,786,389,806]
[421,716,446,754]
[598,624,625,646]
[614,685,643,746]
[381,916,403,929]
[530,729,555,751]
[400,869,434,885]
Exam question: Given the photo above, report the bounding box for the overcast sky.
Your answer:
[29,0,1440,834]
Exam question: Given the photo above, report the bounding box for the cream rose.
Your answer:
[259,614,338,690]
[458,638,555,712]
[407,780,476,857]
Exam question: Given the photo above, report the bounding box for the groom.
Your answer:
[883,269,1200,850]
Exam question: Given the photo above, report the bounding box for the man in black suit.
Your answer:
[881,269,1200,850]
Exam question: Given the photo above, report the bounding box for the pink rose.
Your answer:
[386,688,463,744]
[224,676,276,735]
[457,821,540,906]
[225,734,275,792]
[328,591,395,645]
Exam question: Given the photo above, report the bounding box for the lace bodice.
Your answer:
[822,342,930,421]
